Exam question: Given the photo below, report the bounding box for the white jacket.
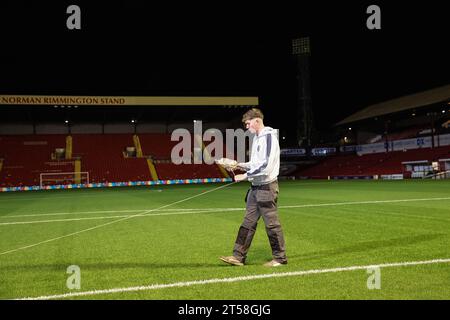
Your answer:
[240,126,280,186]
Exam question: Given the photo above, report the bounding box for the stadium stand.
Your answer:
[71,134,151,184]
[138,133,179,160]
[295,145,450,179]
[0,134,72,187]
[295,84,450,180]
[0,133,228,187]
[368,127,420,143]
[155,163,224,180]
[139,133,226,180]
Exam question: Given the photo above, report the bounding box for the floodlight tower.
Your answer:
[292,37,314,147]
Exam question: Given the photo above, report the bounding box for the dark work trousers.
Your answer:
[233,180,287,263]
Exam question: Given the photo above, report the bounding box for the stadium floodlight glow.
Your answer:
[292,37,311,55]
[131,119,136,123]
[64,120,69,124]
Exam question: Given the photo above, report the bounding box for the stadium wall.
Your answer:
[0,121,234,135]
[35,123,68,134]
[103,123,135,134]
[136,123,167,133]
[0,178,232,193]
[356,133,450,155]
[71,124,103,134]
[0,123,34,135]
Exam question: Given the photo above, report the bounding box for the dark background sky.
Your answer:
[0,1,449,134]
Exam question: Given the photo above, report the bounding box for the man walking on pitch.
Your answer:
[218,108,287,267]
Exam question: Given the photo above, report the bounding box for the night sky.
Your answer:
[0,1,449,133]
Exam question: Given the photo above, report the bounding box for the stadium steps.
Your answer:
[135,134,159,180]
[133,134,144,158]
[216,163,230,178]
[74,159,81,184]
[146,158,159,181]
[66,135,72,159]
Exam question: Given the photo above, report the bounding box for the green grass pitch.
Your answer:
[0,180,449,299]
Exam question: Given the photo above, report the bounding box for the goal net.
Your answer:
[39,171,90,188]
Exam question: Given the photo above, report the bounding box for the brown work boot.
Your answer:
[220,256,244,266]
[263,259,287,267]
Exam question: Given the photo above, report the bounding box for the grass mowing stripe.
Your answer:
[15,258,450,300]
[4,196,450,218]
[0,182,238,256]
[0,209,243,226]
[0,207,241,219]
[280,197,450,208]
[1,181,449,299]
[0,182,336,202]
[2,196,450,224]
[0,189,167,201]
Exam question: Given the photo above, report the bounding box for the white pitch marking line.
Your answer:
[2,196,450,225]
[15,258,450,300]
[0,207,235,219]
[0,182,238,256]
[0,209,238,226]
[0,189,166,202]
[279,197,450,209]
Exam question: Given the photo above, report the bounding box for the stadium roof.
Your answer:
[336,84,450,126]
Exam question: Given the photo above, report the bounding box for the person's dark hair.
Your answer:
[242,108,264,123]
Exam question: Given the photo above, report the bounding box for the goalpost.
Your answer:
[39,171,89,188]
